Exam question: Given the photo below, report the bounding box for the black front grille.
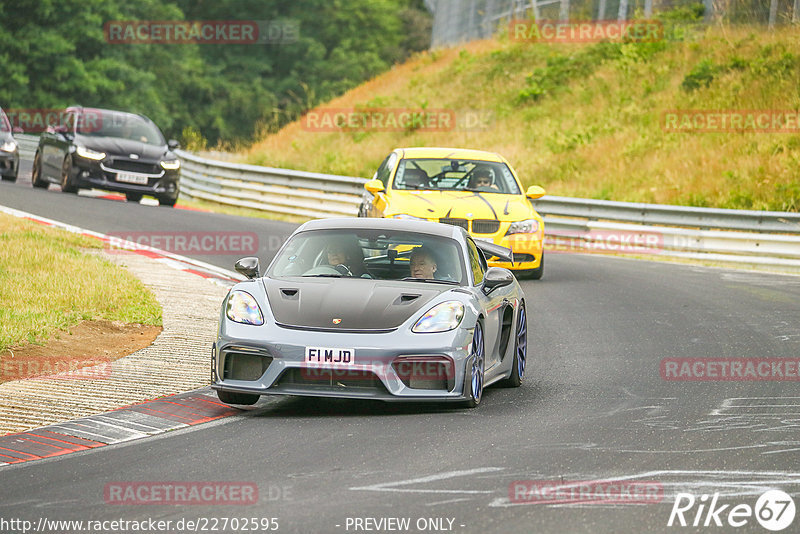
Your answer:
[222,352,273,381]
[472,219,500,234]
[439,218,468,230]
[392,360,454,391]
[514,253,536,262]
[109,159,160,174]
[276,368,382,389]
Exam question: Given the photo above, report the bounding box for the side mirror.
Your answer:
[364,179,385,194]
[482,267,514,293]
[526,185,546,200]
[235,257,260,279]
[168,139,180,150]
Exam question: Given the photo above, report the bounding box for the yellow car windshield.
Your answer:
[392,158,521,194]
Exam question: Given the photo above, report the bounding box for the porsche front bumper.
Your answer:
[212,321,477,402]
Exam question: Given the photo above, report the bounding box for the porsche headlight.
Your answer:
[506,219,539,235]
[392,214,426,221]
[226,291,264,325]
[0,140,17,153]
[75,146,106,160]
[412,301,464,333]
[160,159,181,170]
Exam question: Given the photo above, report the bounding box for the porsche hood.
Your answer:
[263,277,451,331]
[388,190,534,222]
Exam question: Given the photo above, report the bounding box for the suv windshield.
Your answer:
[77,110,165,145]
[392,158,522,194]
[269,228,466,284]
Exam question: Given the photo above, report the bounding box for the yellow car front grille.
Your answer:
[438,217,501,235]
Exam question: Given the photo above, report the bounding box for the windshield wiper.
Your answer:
[302,274,344,278]
[399,277,458,285]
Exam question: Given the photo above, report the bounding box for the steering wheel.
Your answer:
[333,264,353,277]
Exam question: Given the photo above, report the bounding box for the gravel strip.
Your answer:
[0,251,229,435]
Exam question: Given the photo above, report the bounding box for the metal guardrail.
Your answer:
[533,196,800,234]
[176,149,365,219]
[11,139,800,269]
[174,150,800,270]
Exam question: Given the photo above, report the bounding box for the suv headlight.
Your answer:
[412,301,464,333]
[506,219,539,235]
[75,146,106,160]
[226,291,264,325]
[0,140,17,153]
[160,159,180,170]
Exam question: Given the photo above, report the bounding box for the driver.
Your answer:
[409,246,437,279]
[120,120,149,143]
[468,167,499,190]
[325,238,365,277]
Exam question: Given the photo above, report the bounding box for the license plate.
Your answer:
[116,173,148,185]
[305,347,354,365]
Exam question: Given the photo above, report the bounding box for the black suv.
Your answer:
[0,107,19,182]
[32,106,180,206]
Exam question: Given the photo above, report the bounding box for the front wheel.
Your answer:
[32,151,48,188]
[158,196,177,207]
[518,254,544,280]
[216,390,259,406]
[501,302,527,387]
[60,156,78,193]
[462,321,485,408]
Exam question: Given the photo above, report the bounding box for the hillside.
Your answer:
[242,20,800,212]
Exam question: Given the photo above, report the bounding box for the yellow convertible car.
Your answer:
[359,147,546,279]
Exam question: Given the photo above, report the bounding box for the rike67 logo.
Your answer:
[668,490,796,531]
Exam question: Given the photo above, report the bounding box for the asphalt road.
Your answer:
[2,162,799,534]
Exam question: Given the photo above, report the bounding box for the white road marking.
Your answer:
[489,469,800,508]
[350,467,504,494]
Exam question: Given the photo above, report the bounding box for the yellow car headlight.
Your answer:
[505,219,539,235]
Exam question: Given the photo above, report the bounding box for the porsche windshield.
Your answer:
[392,158,522,194]
[269,229,466,284]
[77,110,165,145]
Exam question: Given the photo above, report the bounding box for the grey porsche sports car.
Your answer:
[212,218,528,408]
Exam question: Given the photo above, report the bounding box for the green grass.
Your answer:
[233,17,800,213]
[0,214,162,351]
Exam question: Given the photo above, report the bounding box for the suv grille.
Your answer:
[472,220,500,234]
[109,159,160,175]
